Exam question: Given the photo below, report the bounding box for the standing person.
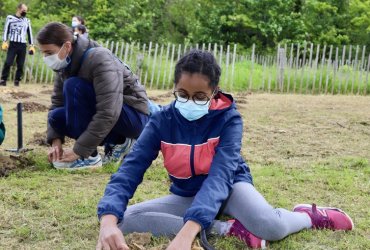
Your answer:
[0,3,35,87]
[36,22,150,170]
[96,50,353,250]
[71,16,88,38]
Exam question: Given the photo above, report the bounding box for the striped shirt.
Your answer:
[2,15,33,44]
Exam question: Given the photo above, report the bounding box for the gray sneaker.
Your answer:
[53,154,102,170]
[103,138,135,164]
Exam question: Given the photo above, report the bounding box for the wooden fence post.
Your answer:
[249,44,255,91]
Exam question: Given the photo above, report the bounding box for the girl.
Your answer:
[37,22,150,170]
[96,50,353,249]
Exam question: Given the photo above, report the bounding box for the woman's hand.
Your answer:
[48,138,63,162]
[166,220,201,250]
[60,148,80,162]
[96,215,129,250]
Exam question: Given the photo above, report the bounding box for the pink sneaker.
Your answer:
[227,219,268,249]
[293,204,354,230]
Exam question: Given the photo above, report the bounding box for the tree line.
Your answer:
[1,0,369,53]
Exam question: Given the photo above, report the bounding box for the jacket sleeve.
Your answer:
[27,19,33,45]
[2,16,10,41]
[183,112,243,229]
[46,74,65,144]
[97,115,161,222]
[73,49,124,157]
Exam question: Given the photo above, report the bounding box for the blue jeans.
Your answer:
[48,77,149,145]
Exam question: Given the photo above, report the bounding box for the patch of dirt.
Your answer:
[235,98,248,104]
[148,96,163,102]
[13,102,49,112]
[156,91,173,98]
[29,132,48,146]
[10,91,33,99]
[234,91,250,105]
[149,91,173,102]
[40,89,53,95]
[359,121,370,126]
[242,94,370,166]
[125,233,204,250]
[0,155,35,177]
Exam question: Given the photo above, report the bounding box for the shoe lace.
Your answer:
[311,204,334,229]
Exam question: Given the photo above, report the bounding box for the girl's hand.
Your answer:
[166,220,201,250]
[96,215,129,250]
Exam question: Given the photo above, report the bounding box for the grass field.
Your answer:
[0,84,369,249]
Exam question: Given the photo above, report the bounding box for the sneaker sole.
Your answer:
[55,160,103,171]
[293,204,355,230]
[261,240,267,249]
[68,160,103,170]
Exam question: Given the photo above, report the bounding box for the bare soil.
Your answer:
[29,132,48,146]
[1,84,369,166]
[13,101,49,112]
[40,89,53,95]
[0,154,35,177]
[10,91,34,99]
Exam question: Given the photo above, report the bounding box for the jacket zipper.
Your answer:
[190,144,196,176]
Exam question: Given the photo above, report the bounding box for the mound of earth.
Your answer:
[149,91,173,102]
[156,91,172,98]
[40,89,53,95]
[29,132,48,146]
[10,91,34,99]
[0,154,35,177]
[13,102,49,112]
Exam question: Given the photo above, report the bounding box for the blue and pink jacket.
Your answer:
[97,92,253,229]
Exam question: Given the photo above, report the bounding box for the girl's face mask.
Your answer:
[43,43,71,71]
[174,89,216,121]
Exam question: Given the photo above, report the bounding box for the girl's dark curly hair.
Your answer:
[174,49,221,88]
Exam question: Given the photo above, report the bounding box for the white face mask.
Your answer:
[43,44,71,71]
[72,21,79,27]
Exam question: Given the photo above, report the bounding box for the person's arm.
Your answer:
[27,19,33,45]
[167,220,201,250]
[183,112,244,230]
[73,49,124,158]
[2,16,10,42]
[96,115,161,249]
[97,114,161,222]
[46,74,65,145]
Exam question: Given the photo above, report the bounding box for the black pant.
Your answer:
[1,42,27,81]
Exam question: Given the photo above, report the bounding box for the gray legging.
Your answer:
[118,182,311,241]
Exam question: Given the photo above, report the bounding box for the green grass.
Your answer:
[1,86,369,249]
[0,154,369,249]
